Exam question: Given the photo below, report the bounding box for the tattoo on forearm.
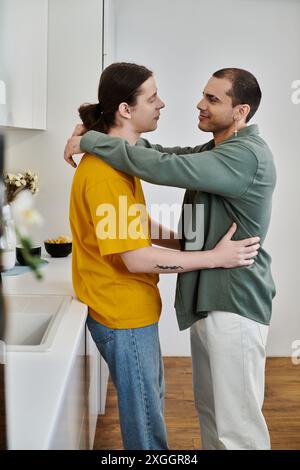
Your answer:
[155,264,184,270]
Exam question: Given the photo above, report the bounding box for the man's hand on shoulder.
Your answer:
[64,123,87,168]
[64,136,82,168]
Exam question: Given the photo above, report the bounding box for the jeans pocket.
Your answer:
[87,314,115,345]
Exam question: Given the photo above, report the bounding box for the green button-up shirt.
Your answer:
[80,124,276,329]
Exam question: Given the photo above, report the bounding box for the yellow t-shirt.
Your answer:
[69,153,161,329]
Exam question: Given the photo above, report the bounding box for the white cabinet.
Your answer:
[86,326,100,449]
[0,0,48,129]
[49,329,87,449]
[99,350,109,415]
[86,325,109,448]
[49,323,109,450]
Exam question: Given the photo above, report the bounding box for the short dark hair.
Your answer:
[213,68,262,122]
[79,62,153,133]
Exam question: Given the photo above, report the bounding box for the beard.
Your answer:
[198,117,233,134]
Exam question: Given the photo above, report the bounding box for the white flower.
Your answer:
[11,190,43,237]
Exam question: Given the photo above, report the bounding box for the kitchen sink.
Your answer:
[4,294,72,352]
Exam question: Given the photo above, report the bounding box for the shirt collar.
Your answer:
[236,124,259,137]
[196,124,260,152]
[212,124,259,148]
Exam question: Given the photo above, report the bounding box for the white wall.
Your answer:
[114,0,300,356]
[2,0,103,244]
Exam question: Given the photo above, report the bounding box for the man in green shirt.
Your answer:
[64,67,276,450]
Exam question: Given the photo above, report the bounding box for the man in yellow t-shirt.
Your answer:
[69,63,169,450]
[70,154,162,330]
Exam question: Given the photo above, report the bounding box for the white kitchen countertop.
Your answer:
[1,253,88,449]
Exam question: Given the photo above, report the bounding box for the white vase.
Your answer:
[0,203,17,270]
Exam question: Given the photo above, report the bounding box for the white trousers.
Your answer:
[190,311,270,450]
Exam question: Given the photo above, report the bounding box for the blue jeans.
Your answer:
[86,314,168,450]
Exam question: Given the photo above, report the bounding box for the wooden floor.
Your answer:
[93,357,300,450]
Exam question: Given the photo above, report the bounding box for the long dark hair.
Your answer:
[79,62,153,133]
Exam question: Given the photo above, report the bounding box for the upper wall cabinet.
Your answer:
[0,0,48,129]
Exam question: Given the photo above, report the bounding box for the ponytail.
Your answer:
[78,102,107,133]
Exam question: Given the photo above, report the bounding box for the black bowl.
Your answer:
[16,245,41,266]
[44,241,72,258]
